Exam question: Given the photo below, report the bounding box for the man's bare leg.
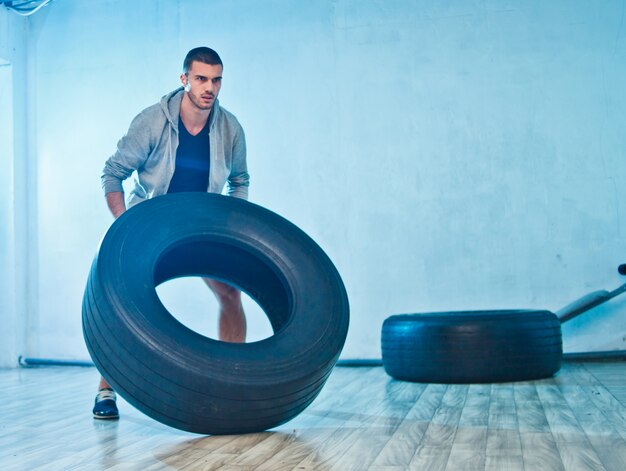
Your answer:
[203,278,247,342]
[98,377,111,390]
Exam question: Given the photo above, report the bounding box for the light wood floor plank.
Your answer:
[327,380,423,470]
[370,383,443,468]
[484,454,524,471]
[580,362,626,407]
[444,384,490,471]
[486,383,522,459]
[554,371,626,471]
[408,384,468,470]
[514,382,565,471]
[569,363,626,440]
[536,375,607,471]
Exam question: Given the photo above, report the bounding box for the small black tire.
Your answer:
[82,193,349,434]
[381,310,562,383]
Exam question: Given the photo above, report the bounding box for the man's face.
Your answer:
[181,61,223,111]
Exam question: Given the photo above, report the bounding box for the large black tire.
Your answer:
[82,193,349,435]
[381,310,562,383]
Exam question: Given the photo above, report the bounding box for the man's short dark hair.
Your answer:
[183,47,223,73]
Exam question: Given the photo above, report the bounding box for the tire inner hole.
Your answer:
[152,238,292,342]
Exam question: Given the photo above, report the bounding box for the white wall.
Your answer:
[27,0,626,360]
[0,6,31,368]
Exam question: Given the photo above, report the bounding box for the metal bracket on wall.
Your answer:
[557,265,626,323]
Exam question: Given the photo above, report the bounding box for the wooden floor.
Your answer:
[0,362,625,470]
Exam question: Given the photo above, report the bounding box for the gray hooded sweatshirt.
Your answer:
[102,88,249,207]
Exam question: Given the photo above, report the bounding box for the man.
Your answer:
[95,47,249,419]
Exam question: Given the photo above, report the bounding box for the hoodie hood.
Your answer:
[160,88,183,128]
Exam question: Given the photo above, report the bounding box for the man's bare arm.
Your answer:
[106,191,126,218]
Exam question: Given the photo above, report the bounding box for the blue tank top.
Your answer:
[167,117,210,193]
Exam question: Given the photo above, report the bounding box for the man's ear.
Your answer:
[180,73,189,91]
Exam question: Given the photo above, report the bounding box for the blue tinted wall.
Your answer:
[15,0,626,360]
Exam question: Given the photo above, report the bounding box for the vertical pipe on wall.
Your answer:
[22,17,39,357]
[0,59,17,368]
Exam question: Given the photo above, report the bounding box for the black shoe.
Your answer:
[93,388,119,419]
